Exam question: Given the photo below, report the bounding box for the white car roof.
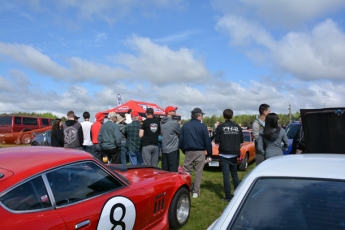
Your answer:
[246,154,345,180]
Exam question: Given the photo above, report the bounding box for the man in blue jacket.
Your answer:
[179,107,212,198]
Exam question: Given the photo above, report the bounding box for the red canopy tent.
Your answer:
[100,100,166,116]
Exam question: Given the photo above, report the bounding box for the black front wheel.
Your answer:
[31,141,39,146]
[168,187,190,229]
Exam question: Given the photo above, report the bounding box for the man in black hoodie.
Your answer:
[61,111,84,150]
[215,109,243,202]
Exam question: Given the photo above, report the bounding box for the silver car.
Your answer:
[208,154,345,229]
[31,130,51,146]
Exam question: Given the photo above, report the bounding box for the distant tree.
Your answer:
[0,112,58,119]
[209,115,218,128]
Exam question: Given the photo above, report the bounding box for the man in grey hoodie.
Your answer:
[161,106,181,172]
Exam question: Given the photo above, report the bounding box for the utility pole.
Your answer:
[288,104,292,123]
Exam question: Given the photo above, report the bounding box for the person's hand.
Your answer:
[205,157,212,163]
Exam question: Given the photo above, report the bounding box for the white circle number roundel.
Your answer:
[97,196,136,230]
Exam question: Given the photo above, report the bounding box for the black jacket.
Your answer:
[51,129,63,147]
[214,120,243,155]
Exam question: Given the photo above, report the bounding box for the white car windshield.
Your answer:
[230,177,345,230]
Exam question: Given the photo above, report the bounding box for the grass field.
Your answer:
[176,153,255,229]
[0,144,255,229]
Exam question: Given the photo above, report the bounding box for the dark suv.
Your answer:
[0,116,53,144]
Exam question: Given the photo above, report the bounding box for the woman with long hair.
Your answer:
[51,118,63,147]
[257,113,288,160]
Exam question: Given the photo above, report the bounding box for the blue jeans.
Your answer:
[128,151,143,165]
[158,142,162,158]
[220,156,240,199]
[120,142,127,165]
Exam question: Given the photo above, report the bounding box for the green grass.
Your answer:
[173,152,255,230]
[0,145,254,229]
[0,143,30,148]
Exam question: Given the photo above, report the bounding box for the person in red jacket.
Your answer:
[91,112,105,162]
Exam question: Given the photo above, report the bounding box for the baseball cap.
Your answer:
[131,111,139,117]
[108,112,117,119]
[165,106,178,115]
[115,114,125,123]
[191,107,204,115]
[146,107,154,114]
[74,115,80,120]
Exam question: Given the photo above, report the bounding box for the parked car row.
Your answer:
[31,130,51,146]
[0,115,54,144]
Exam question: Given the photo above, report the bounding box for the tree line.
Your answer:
[181,112,301,128]
[0,112,65,120]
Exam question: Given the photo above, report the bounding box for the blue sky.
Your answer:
[1,0,345,119]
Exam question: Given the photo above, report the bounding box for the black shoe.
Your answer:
[221,198,231,202]
[221,195,234,202]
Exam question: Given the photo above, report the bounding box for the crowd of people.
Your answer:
[49,103,300,202]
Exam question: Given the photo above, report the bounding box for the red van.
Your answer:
[0,116,54,144]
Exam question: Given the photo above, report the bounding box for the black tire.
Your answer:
[31,141,39,146]
[168,187,190,229]
[21,133,32,145]
[239,153,248,171]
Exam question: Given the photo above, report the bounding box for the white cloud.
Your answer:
[0,36,211,85]
[0,75,14,92]
[212,0,345,28]
[152,30,200,44]
[0,68,344,119]
[274,19,345,81]
[23,0,186,24]
[67,57,128,83]
[216,17,345,81]
[94,32,107,43]
[0,42,69,79]
[115,35,211,85]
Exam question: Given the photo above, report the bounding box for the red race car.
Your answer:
[0,147,191,229]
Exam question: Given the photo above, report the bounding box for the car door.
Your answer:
[45,161,149,230]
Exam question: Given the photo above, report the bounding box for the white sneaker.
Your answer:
[192,193,199,198]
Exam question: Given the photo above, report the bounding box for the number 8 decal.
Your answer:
[97,196,136,230]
